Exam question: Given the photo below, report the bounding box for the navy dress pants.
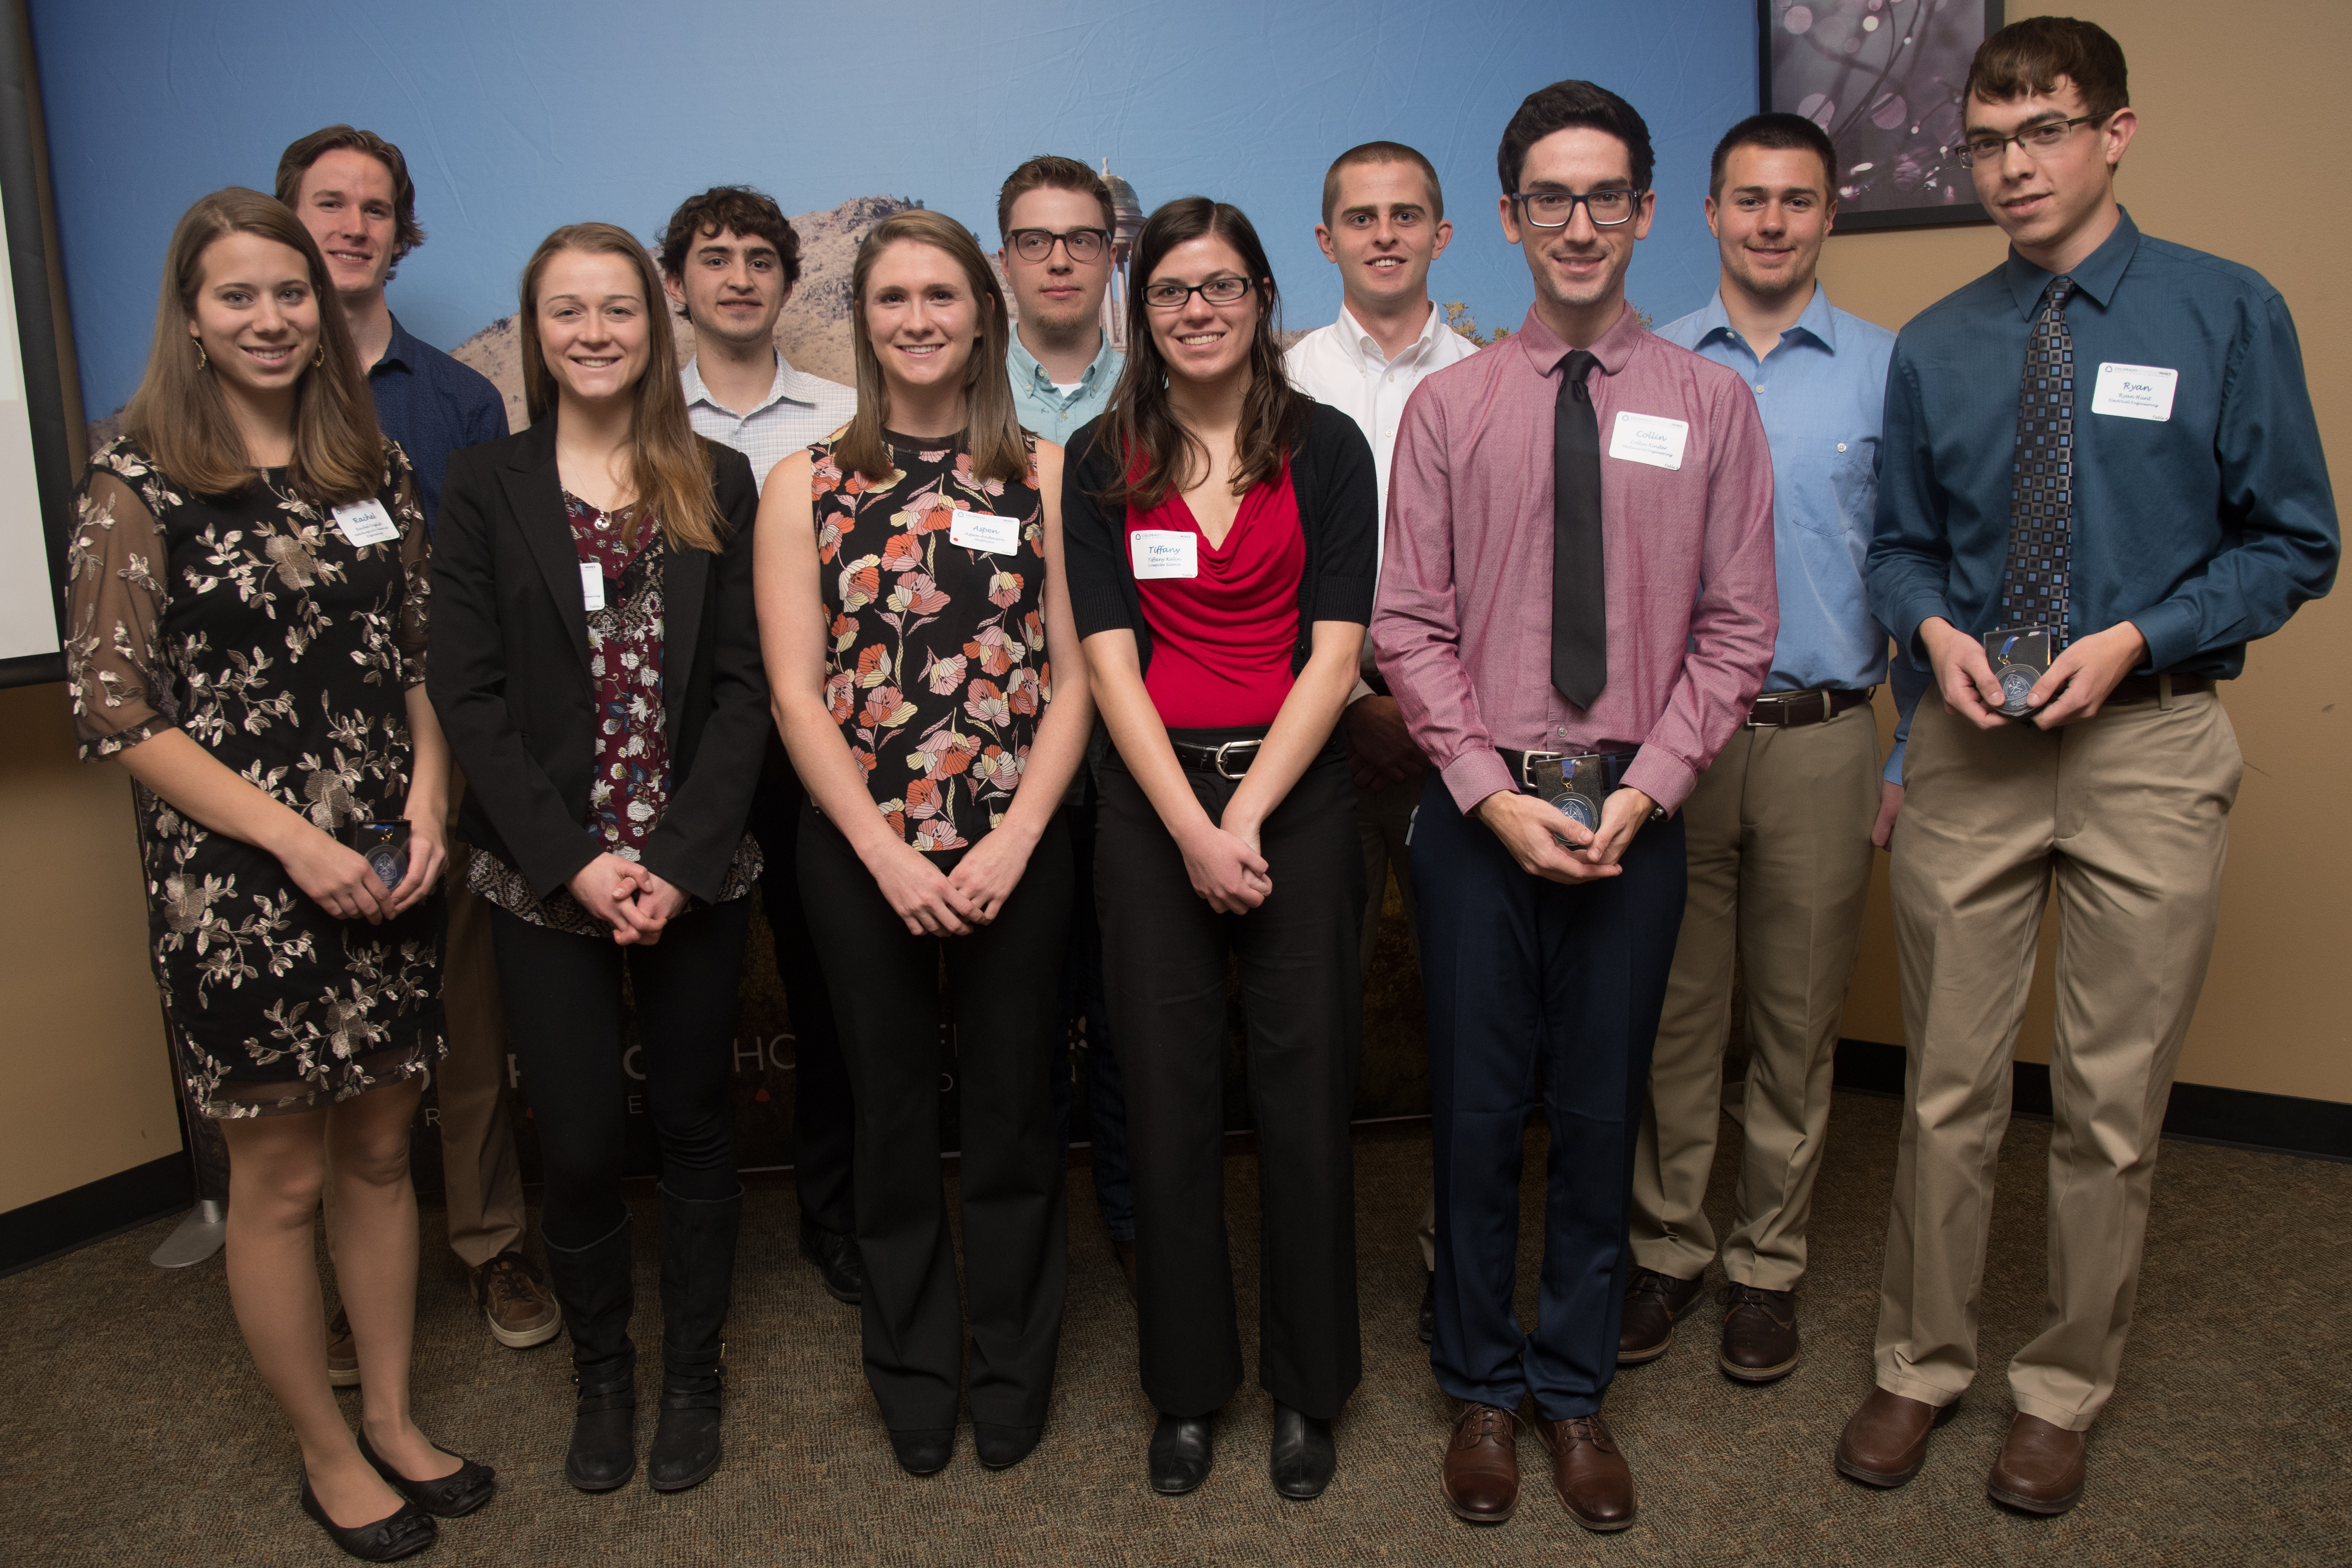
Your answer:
[1412,772,1687,1419]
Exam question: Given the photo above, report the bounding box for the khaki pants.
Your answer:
[437,812,527,1270]
[1631,703,1879,1290]
[1874,690,2239,1431]
[1356,769,1436,1272]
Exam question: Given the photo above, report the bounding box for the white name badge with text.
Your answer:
[1131,529,1198,580]
[1607,410,1689,470]
[949,511,1021,554]
[2091,362,2178,422]
[331,498,399,546]
[579,563,606,613]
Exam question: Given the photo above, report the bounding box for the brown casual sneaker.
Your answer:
[472,1250,562,1350]
[1617,1268,1706,1364]
[326,1306,359,1389]
[1528,1410,1637,1532]
[1986,1413,2087,1515]
[1440,1402,1520,1525]
[1835,1387,1958,1487]
[1718,1282,1800,1383]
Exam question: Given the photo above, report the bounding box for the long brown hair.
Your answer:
[1094,197,1310,509]
[122,187,383,503]
[835,210,1028,489]
[518,222,724,555]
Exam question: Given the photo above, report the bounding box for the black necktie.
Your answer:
[1997,276,2077,638]
[1552,349,1606,709]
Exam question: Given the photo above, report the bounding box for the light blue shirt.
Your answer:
[1659,284,1923,783]
[1008,333,1122,447]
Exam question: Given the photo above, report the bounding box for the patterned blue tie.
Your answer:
[1998,276,2076,639]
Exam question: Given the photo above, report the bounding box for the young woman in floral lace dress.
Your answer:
[63,188,479,1561]
[755,208,1093,1478]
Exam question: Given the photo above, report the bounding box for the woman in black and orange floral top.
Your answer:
[756,208,1093,1479]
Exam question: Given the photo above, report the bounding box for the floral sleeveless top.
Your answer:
[813,430,1049,851]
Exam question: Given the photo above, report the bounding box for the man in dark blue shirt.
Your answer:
[1845,20,2337,1516]
[276,126,547,1364]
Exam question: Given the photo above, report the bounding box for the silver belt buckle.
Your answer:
[1214,739,1261,779]
[1517,749,1567,791]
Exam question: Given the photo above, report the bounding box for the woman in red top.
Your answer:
[1062,197,1379,1501]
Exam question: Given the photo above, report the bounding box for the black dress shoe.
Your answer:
[299,1473,437,1562]
[1418,1270,1436,1345]
[357,1429,495,1518]
[889,1426,955,1476]
[1269,1403,1336,1500]
[1149,1412,1215,1495]
[975,1422,1042,1470]
[799,1218,865,1305]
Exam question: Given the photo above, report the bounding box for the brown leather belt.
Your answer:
[2107,674,2211,706]
[1742,687,1873,729]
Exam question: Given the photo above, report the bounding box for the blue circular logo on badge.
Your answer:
[2000,669,2034,708]
[367,846,406,888]
[1550,793,1600,832]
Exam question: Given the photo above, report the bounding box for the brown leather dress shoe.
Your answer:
[1617,1268,1706,1364]
[1986,1413,2087,1515]
[1718,1282,1799,1383]
[1440,1402,1520,1525]
[1530,1411,1637,1532]
[1835,1387,1958,1487]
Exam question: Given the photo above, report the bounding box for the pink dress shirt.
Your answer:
[1372,304,1778,818]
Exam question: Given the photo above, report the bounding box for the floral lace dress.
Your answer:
[812,430,1050,849]
[63,437,443,1118]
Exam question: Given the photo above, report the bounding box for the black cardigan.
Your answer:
[427,419,767,905]
[1062,400,1378,677]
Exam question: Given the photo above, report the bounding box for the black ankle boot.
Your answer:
[542,1213,638,1493]
[649,1184,742,1493]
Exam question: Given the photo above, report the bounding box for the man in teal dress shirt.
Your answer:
[997,156,1125,443]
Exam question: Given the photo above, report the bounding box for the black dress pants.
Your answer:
[1096,743,1364,1420]
[798,806,1072,1432]
[750,738,856,1237]
[490,898,753,1249]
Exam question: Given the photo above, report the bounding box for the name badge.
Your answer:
[2091,362,2178,422]
[949,511,1021,554]
[1131,529,1198,580]
[579,562,606,613]
[1607,410,1689,470]
[331,498,399,546]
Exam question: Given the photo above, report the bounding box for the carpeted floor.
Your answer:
[3,1091,2346,1566]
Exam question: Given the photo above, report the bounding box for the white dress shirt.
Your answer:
[682,351,858,493]
[1286,300,1482,701]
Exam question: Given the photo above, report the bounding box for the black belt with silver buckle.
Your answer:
[1170,734,1268,779]
[1743,686,1873,729]
[1496,747,1640,794]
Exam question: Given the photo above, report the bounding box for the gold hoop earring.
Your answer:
[314,344,325,368]
[193,341,208,370]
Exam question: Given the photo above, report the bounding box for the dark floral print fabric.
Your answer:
[62,436,442,1119]
[811,430,1050,851]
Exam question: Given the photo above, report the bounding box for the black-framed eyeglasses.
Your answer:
[1007,227,1109,263]
[1142,276,1255,310]
[1510,188,1644,229]
[1956,114,2106,168]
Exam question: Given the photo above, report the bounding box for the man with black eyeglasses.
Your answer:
[1843,18,2336,1515]
[1375,80,1776,1533]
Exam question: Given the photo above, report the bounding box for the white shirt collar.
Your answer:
[1336,300,1449,373]
[682,349,820,418]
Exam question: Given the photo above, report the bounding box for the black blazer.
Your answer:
[428,418,766,906]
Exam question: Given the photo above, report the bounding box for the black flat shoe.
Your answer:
[1149,1412,1215,1495]
[975,1422,1042,1470]
[357,1430,495,1518]
[1270,1403,1336,1500]
[889,1426,955,1476]
[299,1473,436,1562]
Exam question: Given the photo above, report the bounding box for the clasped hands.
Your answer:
[1922,616,2148,732]
[567,852,688,945]
[1476,783,1655,885]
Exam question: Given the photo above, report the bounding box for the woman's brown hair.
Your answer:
[122,187,383,504]
[518,221,724,555]
[835,209,1028,489]
[1094,197,1310,510]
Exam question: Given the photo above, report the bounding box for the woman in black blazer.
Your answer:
[429,223,766,1497]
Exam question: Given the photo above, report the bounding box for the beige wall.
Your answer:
[1826,0,2351,1102]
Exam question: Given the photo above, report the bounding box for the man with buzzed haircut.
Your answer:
[1285,139,1479,1345]
[657,186,864,1307]
[277,125,549,1368]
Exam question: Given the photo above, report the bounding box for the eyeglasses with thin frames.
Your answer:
[1141,276,1255,310]
[1956,113,2106,168]
[1006,227,1109,263]
[1510,188,1644,229]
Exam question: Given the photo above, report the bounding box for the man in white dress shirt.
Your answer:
[1285,141,1481,1342]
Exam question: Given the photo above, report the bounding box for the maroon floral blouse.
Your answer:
[812,430,1049,851]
